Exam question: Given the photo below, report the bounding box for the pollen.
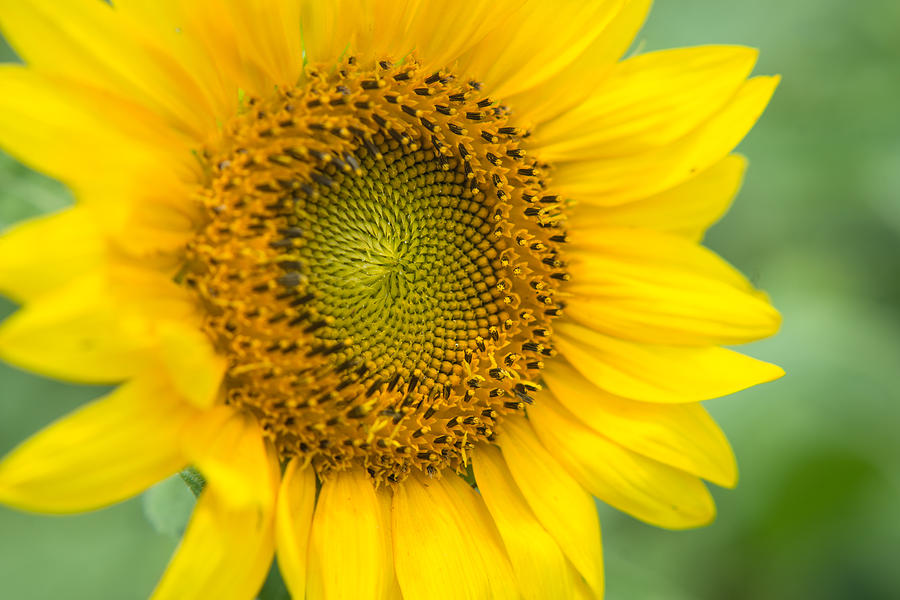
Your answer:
[184,58,568,483]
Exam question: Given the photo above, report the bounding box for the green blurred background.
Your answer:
[2,0,899,598]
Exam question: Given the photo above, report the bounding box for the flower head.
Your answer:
[0,1,782,598]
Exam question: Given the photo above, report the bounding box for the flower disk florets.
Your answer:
[184,58,568,482]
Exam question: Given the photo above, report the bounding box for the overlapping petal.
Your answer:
[275,458,316,599]
[544,359,737,487]
[0,374,194,513]
[0,272,151,383]
[569,155,747,241]
[474,444,577,600]
[499,417,604,597]
[529,395,717,529]
[554,76,779,205]
[555,320,784,403]
[392,471,518,600]
[0,0,225,139]
[307,468,392,600]
[0,66,194,196]
[151,410,278,600]
[534,45,759,161]
[0,207,104,304]
[457,0,625,100]
[564,229,781,346]
[507,0,652,126]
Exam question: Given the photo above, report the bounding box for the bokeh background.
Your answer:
[1,0,899,598]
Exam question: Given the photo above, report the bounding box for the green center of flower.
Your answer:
[296,141,503,384]
[184,58,568,482]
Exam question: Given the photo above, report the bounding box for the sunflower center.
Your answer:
[185,59,568,482]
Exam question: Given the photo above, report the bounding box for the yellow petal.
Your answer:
[570,155,747,241]
[347,0,420,64]
[407,0,528,73]
[108,0,240,120]
[555,320,784,403]
[0,66,193,193]
[555,76,780,206]
[564,232,781,346]
[544,359,737,487]
[307,468,390,600]
[182,407,274,510]
[0,374,194,513]
[300,0,360,67]
[457,1,625,100]
[569,227,759,292]
[156,321,226,408]
[152,438,279,600]
[275,458,316,600]
[0,207,104,304]
[529,396,716,529]
[392,470,518,600]
[507,0,651,127]
[224,0,303,91]
[498,416,604,597]
[0,0,220,139]
[534,46,759,161]
[0,272,147,383]
[375,485,404,599]
[110,180,202,260]
[474,444,576,600]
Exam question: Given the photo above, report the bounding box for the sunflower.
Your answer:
[0,0,782,598]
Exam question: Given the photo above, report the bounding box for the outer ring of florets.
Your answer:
[184,57,569,483]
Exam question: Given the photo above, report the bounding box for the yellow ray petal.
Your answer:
[568,227,758,292]
[392,470,518,600]
[507,0,651,127]
[224,0,303,91]
[498,416,604,597]
[569,561,599,600]
[108,0,240,120]
[0,260,204,385]
[555,321,784,403]
[564,276,779,346]
[152,433,279,600]
[456,1,625,100]
[301,0,360,67]
[375,484,404,599]
[544,360,737,487]
[529,395,716,529]
[569,155,747,241]
[564,231,781,346]
[0,0,221,139]
[181,407,275,511]
[474,444,576,600]
[275,458,316,600]
[0,207,104,304]
[555,76,779,206]
[0,374,194,513]
[156,321,226,408]
[0,272,147,383]
[347,0,420,64]
[108,185,201,266]
[408,0,528,73]
[0,66,194,194]
[116,0,291,107]
[307,468,390,600]
[534,46,758,161]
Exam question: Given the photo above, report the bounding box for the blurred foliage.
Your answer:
[1,0,898,598]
